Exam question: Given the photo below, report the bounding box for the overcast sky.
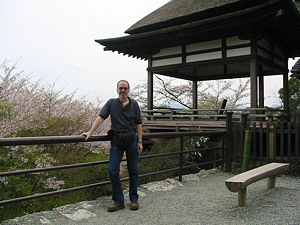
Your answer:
[0,0,298,106]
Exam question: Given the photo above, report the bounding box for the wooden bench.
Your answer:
[225,163,289,206]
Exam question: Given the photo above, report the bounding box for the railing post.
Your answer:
[225,112,233,171]
[240,113,248,161]
[179,136,184,182]
[241,113,248,128]
[295,124,299,171]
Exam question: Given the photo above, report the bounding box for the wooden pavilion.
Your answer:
[96,0,300,113]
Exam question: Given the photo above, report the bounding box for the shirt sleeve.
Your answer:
[99,99,111,120]
[133,100,142,125]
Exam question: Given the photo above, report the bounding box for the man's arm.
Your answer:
[136,123,143,154]
[81,116,104,141]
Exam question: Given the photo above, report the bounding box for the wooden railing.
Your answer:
[0,131,225,207]
[141,108,289,132]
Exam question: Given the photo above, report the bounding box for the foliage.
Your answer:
[138,135,220,184]
[131,75,250,109]
[0,60,112,221]
[138,138,180,184]
[294,0,300,11]
[278,77,300,121]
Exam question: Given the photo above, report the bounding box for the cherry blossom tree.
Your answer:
[0,60,111,220]
[131,75,250,109]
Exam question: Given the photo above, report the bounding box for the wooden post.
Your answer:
[267,176,276,189]
[217,99,227,121]
[269,124,275,160]
[250,38,258,111]
[238,188,247,207]
[221,134,225,170]
[296,124,299,171]
[179,137,184,182]
[147,57,153,110]
[225,112,233,171]
[258,64,264,109]
[250,58,258,109]
[241,113,248,128]
[283,69,289,114]
[192,80,197,111]
[219,99,227,114]
[241,113,248,159]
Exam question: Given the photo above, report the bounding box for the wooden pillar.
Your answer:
[258,64,264,108]
[192,80,198,109]
[250,38,258,110]
[283,69,289,112]
[250,58,258,109]
[147,57,153,110]
[225,112,233,172]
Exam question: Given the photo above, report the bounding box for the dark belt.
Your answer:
[113,130,135,134]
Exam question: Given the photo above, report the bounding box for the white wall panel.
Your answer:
[227,47,251,57]
[186,51,222,62]
[226,36,250,46]
[152,57,182,67]
[186,39,221,52]
[152,46,182,58]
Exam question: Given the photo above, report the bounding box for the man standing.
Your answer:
[81,80,143,212]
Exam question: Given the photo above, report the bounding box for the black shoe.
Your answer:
[107,203,125,212]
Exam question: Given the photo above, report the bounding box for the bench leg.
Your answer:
[238,188,247,207]
[267,176,276,189]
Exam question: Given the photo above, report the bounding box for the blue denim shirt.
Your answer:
[99,97,142,132]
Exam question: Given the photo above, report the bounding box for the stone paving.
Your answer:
[2,169,300,225]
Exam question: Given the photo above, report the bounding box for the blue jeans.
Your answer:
[109,134,138,204]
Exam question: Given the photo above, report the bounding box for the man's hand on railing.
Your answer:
[81,131,92,141]
[81,116,104,141]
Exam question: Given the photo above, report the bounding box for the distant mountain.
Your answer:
[154,104,188,109]
[169,104,188,109]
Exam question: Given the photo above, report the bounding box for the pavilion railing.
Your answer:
[141,108,289,133]
[0,131,225,206]
[142,107,288,123]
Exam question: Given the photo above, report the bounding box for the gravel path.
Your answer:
[2,169,300,225]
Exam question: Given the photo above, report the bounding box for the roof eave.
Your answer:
[96,0,300,59]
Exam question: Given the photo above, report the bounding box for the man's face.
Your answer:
[117,81,130,99]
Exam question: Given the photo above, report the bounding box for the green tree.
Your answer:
[278,77,300,120]
[294,0,300,11]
